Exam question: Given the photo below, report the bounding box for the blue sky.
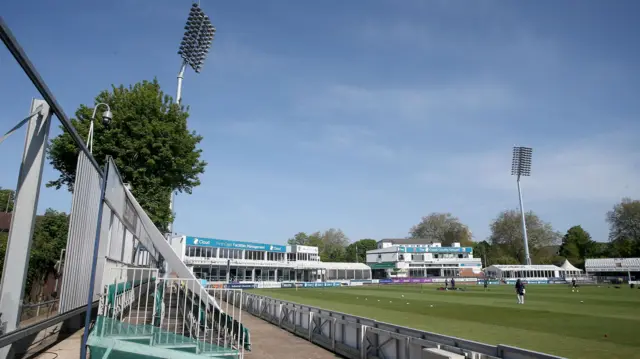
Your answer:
[1,0,639,245]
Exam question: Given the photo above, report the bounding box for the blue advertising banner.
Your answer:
[379,279,393,284]
[300,282,341,288]
[185,236,286,253]
[398,246,472,254]
[477,280,500,285]
[281,283,295,288]
[504,280,549,285]
[225,283,257,289]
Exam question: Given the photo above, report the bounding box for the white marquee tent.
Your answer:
[559,260,583,278]
[485,264,561,279]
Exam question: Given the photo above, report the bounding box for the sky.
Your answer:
[1,0,639,246]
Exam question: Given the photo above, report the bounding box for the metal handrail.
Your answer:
[0,301,98,348]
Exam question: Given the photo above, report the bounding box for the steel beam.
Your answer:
[0,99,52,359]
[0,17,102,175]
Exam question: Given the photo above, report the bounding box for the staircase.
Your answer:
[87,269,249,359]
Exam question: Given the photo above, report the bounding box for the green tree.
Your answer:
[559,226,595,268]
[606,198,640,257]
[345,239,377,263]
[0,232,7,276]
[287,232,309,246]
[473,240,492,267]
[533,245,563,265]
[317,229,349,262]
[0,209,68,299]
[0,188,14,212]
[488,209,561,264]
[409,213,473,246]
[47,79,206,231]
[27,209,69,300]
[286,229,350,262]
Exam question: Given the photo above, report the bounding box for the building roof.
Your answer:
[0,212,12,231]
[378,238,435,245]
[293,261,371,270]
[560,260,582,272]
[487,264,561,271]
[585,258,640,271]
[320,262,371,270]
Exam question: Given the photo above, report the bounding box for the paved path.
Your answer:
[30,313,340,359]
[239,310,341,359]
[32,328,83,359]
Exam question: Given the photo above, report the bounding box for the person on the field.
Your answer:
[515,279,525,304]
[445,278,449,290]
[450,278,456,289]
[572,278,579,292]
[484,279,488,291]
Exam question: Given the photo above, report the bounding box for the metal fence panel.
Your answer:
[241,293,565,359]
[58,152,103,313]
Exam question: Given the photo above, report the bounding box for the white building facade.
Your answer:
[366,239,483,278]
[169,235,371,283]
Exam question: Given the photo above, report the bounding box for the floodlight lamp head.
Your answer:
[511,146,533,177]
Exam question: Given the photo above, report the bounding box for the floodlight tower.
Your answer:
[511,146,533,265]
[168,2,216,234]
[176,3,216,104]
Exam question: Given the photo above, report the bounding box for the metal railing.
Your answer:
[236,292,566,359]
[19,300,59,326]
[94,267,248,358]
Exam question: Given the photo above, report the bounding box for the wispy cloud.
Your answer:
[296,82,519,125]
[420,131,640,203]
[211,40,283,74]
[297,123,397,161]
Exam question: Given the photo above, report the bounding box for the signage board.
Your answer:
[391,278,433,284]
[185,236,286,253]
[292,245,318,254]
[398,246,473,253]
[398,246,472,254]
[505,280,549,285]
[477,280,501,285]
[367,262,396,269]
[225,283,256,289]
[257,282,281,289]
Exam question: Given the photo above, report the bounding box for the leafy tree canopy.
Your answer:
[47,79,206,231]
[558,225,597,268]
[606,198,640,257]
[345,239,377,263]
[409,213,473,247]
[0,188,14,213]
[287,229,350,262]
[489,209,560,264]
[0,209,68,299]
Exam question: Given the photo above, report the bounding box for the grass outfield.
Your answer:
[250,283,640,359]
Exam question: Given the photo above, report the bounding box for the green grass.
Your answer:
[250,284,640,359]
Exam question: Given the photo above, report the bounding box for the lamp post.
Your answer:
[168,2,216,234]
[511,146,533,265]
[86,103,112,154]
